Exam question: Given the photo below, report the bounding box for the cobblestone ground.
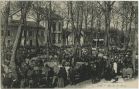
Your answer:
[65,76,138,88]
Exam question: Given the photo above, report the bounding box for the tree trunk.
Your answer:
[69,1,76,56]
[69,1,76,41]
[23,26,27,46]
[10,2,29,79]
[84,2,88,45]
[48,1,52,45]
[97,15,101,52]
[104,12,109,55]
[90,3,94,55]
[36,2,40,47]
[36,18,40,47]
[121,15,125,46]
[84,3,88,31]
[75,2,80,58]
[64,2,70,46]
[45,1,52,59]
[10,25,23,79]
[104,2,114,56]
[78,2,83,58]
[44,18,49,59]
[128,3,134,47]
[1,2,10,63]
[132,5,137,73]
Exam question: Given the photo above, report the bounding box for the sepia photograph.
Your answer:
[0,0,138,88]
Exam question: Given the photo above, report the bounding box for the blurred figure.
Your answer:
[122,66,127,78]
[90,62,97,83]
[47,67,54,87]
[113,61,117,74]
[32,67,41,88]
[126,67,133,79]
[53,62,60,87]
[112,61,118,82]
[95,59,101,81]
[68,66,75,85]
[27,67,33,88]
[3,72,13,88]
[104,63,113,81]
[42,64,50,87]
[57,67,66,88]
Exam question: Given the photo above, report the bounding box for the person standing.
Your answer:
[117,59,123,75]
[95,59,101,81]
[53,63,60,87]
[62,64,68,85]
[27,67,33,88]
[47,67,54,87]
[113,61,118,82]
[68,66,75,85]
[104,63,113,81]
[32,67,41,88]
[57,67,65,88]
[90,62,97,83]
[113,61,117,74]
[42,64,50,87]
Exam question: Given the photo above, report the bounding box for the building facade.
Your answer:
[1,20,45,47]
[51,20,63,47]
[1,7,64,48]
[1,20,63,48]
[40,15,63,47]
[62,28,105,48]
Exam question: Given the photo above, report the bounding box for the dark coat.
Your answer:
[68,67,75,82]
[57,67,67,87]
[58,67,67,80]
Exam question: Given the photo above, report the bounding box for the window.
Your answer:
[30,40,32,46]
[53,22,56,32]
[59,22,61,31]
[58,33,61,43]
[29,31,32,37]
[41,31,44,36]
[1,30,3,36]
[7,30,10,36]
[52,34,56,43]
[7,40,10,46]
[1,25,3,28]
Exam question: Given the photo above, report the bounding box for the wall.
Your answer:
[51,20,63,47]
[2,26,45,47]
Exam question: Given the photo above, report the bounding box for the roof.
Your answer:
[50,12,63,20]
[31,7,63,21]
[10,6,63,21]
[9,20,45,29]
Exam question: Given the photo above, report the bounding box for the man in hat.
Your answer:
[32,66,41,87]
[90,62,97,83]
[68,66,75,85]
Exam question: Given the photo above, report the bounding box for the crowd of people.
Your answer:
[1,50,136,88]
